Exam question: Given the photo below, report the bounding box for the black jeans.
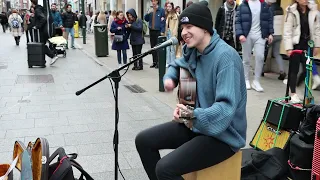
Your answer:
[288,52,308,94]
[149,29,161,64]
[135,121,235,180]
[26,30,30,43]
[1,23,6,32]
[132,44,143,68]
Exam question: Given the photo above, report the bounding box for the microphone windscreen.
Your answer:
[170,37,179,45]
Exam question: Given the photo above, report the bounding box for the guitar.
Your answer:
[178,67,197,106]
[178,68,197,121]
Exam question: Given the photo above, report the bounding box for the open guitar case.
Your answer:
[13,138,50,180]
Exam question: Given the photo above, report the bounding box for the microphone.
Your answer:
[150,37,179,52]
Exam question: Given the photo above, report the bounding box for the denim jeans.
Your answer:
[166,30,176,65]
[64,27,75,47]
[117,50,127,64]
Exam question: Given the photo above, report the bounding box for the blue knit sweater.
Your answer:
[163,29,247,151]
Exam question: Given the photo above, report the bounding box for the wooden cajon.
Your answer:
[182,151,242,180]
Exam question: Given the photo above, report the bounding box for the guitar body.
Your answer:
[178,68,197,107]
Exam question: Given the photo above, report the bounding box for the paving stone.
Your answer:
[49,146,78,155]
[20,105,50,113]
[0,87,12,93]
[0,119,34,130]
[75,153,131,174]
[67,115,104,125]
[27,111,59,119]
[64,131,112,146]
[128,105,153,112]
[0,106,21,115]
[58,109,97,118]
[15,75,54,84]
[122,151,144,169]
[50,103,87,111]
[0,101,6,108]
[53,124,89,134]
[6,127,53,138]
[10,87,41,93]
[0,138,25,153]
[128,111,162,121]
[84,102,113,109]
[35,117,68,127]
[76,143,114,156]
[0,113,27,120]
[22,95,55,101]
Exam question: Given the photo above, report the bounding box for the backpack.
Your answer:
[11,17,19,28]
[48,147,94,180]
[241,148,289,180]
[140,18,148,35]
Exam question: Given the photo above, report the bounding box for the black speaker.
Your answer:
[263,100,304,130]
[288,133,314,180]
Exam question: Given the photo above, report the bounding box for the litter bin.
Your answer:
[94,24,109,57]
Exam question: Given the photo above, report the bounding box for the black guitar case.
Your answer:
[40,0,53,39]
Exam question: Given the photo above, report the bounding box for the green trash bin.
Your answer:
[94,24,109,57]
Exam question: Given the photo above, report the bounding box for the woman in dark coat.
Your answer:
[126,8,145,70]
[110,10,130,69]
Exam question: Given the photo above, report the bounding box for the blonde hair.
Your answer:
[97,11,107,24]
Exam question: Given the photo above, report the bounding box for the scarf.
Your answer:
[226,2,235,11]
[115,18,126,25]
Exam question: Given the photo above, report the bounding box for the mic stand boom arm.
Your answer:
[75,50,153,180]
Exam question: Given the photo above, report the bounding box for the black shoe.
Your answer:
[136,67,143,70]
[150,63,157,68]
[278,73,286,80]
[261,72,264,77]
[132,66,138,70]
[155,64,159,69]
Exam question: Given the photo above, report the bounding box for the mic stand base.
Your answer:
[109,70,121,180]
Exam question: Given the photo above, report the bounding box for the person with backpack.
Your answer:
[126,8,145,70]
[8,9,23,45]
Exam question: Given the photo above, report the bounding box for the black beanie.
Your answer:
[179,1,213,35]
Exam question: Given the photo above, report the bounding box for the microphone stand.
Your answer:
[75,50,153,180]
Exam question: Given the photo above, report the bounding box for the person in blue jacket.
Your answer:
[144,0,165,68]
[51,3,62,31]
[235,0,274,92]
[135,2,247,180]
[126,8,145,70]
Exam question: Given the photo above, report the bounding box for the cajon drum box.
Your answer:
[182,151,242,180]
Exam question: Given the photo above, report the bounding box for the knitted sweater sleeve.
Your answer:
[162,59,180,87]
[192,52,241,136]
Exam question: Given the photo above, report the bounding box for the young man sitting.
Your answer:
[135,2,248,180]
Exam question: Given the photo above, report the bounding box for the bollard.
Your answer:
[158,36,167,92]
[74,21,79,38]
